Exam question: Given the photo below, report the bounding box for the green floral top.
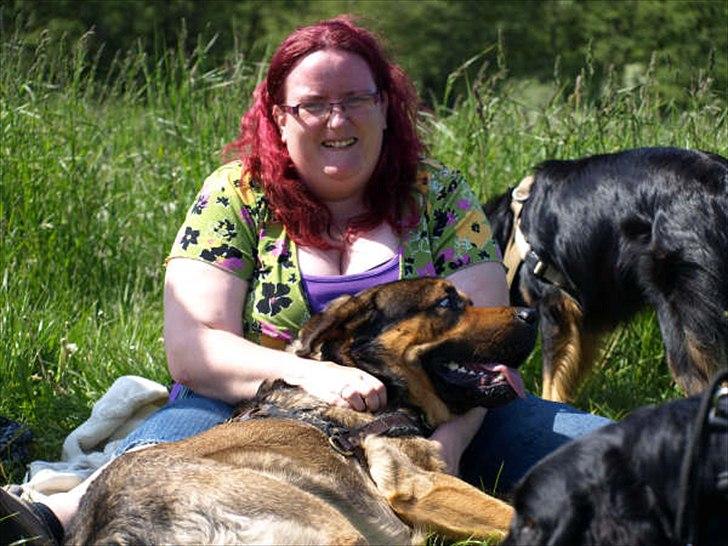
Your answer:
[168,160,501,350]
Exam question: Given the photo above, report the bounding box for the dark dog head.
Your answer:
[503,395,728,546]
[502,435,674,546]
[293,278,537,427]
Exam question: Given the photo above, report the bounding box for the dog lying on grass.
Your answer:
[484,147,728,402]
[502,374,728,546]
[67,278,537,545]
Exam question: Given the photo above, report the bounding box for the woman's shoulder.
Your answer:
[202,161,265,207]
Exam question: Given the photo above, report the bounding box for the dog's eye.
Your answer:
[436,294,462,310]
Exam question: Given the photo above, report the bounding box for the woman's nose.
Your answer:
[326,104,348,127]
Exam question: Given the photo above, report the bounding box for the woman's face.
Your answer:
[273,49,388,205]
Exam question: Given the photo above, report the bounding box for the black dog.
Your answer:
[503,379,728,546]
[484,147,728,402]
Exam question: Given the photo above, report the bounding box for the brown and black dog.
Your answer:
[484,147,728,402]
[66,278,537,545]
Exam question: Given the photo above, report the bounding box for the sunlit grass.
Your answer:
[1,28,725,497]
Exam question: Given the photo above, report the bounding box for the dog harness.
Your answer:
[231,404,427,459]
[674,371,728,545]
[502,175,580,301]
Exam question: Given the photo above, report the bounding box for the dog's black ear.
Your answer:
[544,491,592,546]
[295,294,378,358]
[589,447,672,545]
[482,188,514,249]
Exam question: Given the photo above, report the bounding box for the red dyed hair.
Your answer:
[225,15,423,249]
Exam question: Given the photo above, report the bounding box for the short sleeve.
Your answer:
[424,164,501,276]
[167,162,261,281]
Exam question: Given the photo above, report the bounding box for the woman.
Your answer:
[1,16,610,544]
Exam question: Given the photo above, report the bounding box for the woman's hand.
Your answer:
[429,407,487,475]
[288,361,387,412]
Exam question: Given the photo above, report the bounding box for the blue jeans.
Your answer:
[116,388,611,493]
[461,394,611,492]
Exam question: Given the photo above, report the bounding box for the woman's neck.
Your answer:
[322,193,367,230]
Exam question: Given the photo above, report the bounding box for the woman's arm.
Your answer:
[163,258,386,409]
[429,260,510,474]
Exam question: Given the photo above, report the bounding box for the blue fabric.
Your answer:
[461,393,612,493]
[114,386,233,455]
[115,388,611,494]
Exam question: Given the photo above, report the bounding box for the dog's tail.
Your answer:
[622,203,728,394]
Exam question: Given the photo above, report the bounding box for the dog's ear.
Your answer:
[482,188,515,250]
[589,447,672,544]
[295,293,378,358]
[544,491,592,546]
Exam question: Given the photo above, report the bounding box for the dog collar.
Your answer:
[231,404,426,458]
[502,174,581,303]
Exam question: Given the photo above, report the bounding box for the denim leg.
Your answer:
[460,393,612,494]
[114,386,235,456]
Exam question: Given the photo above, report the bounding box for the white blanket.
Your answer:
[21,375,169,497]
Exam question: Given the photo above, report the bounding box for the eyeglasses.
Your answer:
[279,91,381,124]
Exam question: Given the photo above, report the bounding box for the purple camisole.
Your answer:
[302,253,401,314]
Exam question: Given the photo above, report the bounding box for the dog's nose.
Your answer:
[516,307,538,325]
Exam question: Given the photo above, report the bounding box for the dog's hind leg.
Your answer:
[364,437,513,543]
[655,305,725,395]
[540,290,601,402]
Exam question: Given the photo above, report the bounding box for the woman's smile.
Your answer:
[321,137,358,149]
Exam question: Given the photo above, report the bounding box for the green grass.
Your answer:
[1,28,726,492]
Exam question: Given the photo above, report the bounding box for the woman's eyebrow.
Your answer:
[295,89,374,101]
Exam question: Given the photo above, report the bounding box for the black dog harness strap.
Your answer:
[674,370,728,546]
[327,412,423,456]
[231,405,424,459]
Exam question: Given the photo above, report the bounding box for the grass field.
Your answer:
[1,29,726,490]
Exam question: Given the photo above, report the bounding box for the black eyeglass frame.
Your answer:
[278,90,382,118]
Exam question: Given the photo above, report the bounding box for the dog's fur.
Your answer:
[66,278,537,545]
[484,147,728,402]
[502,393,728,546]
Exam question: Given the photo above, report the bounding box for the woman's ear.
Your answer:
[272,105,287,143]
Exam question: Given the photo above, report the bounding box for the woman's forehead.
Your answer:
[284,49,376,99]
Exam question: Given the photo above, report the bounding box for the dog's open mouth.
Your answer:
[433,361,526,408]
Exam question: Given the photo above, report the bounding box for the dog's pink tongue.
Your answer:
[493,365,526,398]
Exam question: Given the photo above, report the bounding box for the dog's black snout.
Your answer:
[516,307,538,325]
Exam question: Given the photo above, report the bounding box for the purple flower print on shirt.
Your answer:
[417,262,437,277]
[239,206,255,228]
[260,320,294,343]
[440,247,455,261]
[220,256,245,271]
[192,193,209,214]
[270,239,285,257]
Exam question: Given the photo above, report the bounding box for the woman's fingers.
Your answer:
[335,369,387,412]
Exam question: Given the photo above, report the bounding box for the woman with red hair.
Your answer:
[2,16,609,544]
